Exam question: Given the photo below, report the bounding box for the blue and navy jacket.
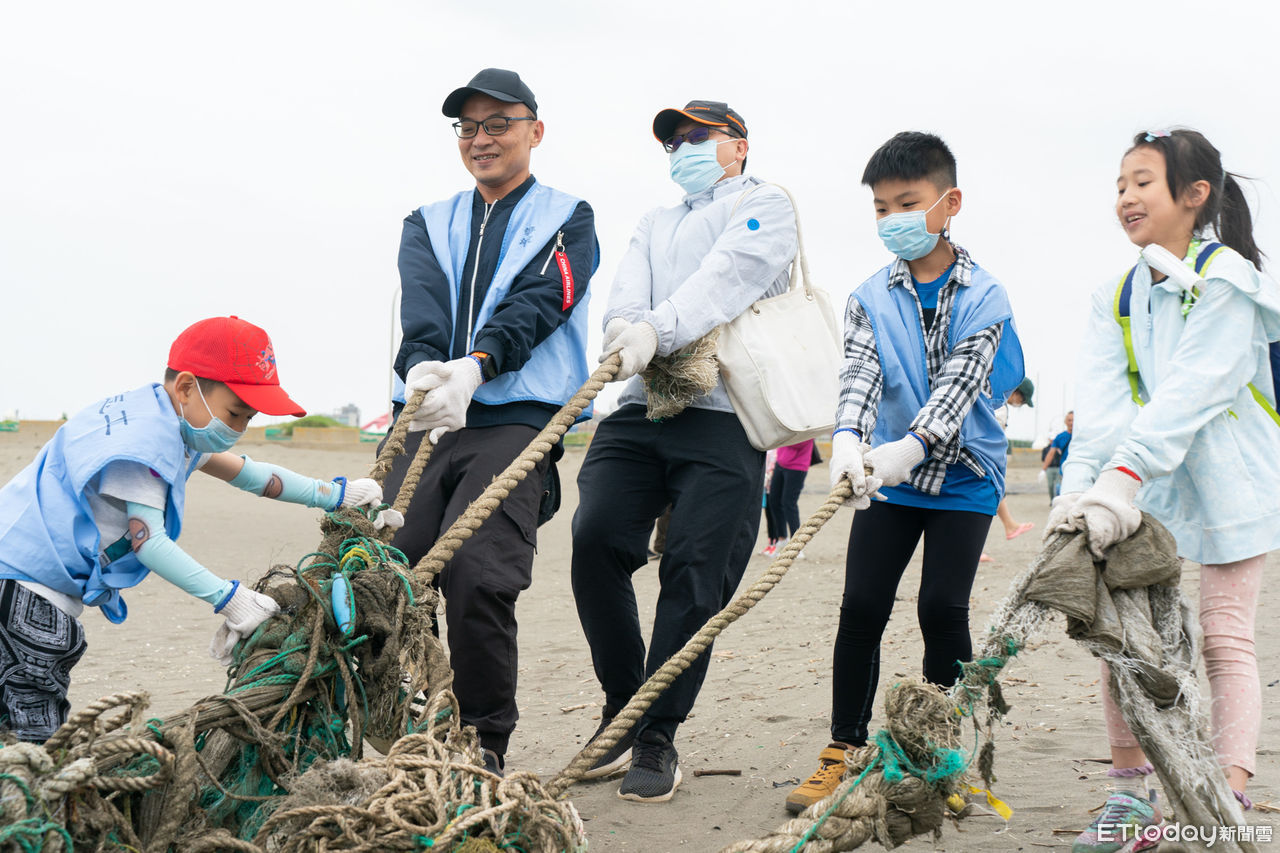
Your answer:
[0,384,198,623]
[393,175,598,429]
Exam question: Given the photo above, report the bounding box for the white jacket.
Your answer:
[1062,245,1280,564]
[605,175,797,414]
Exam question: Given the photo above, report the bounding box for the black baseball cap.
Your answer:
[442,68,538,118]
[652,100,748,143]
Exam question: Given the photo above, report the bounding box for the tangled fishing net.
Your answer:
[640,328,721,420]
[0,506,584,852]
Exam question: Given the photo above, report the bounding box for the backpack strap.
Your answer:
[1112,266,1145,406]
[1194,241,1225,275]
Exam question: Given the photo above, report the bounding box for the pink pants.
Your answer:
[1102,554,1264,776]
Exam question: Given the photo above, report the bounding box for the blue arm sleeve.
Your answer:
[126,503,234,607]
[228,455,341,510]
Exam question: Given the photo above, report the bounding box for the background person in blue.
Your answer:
[787,132,1023,813]
[1039,410,1073,500]
[380,68,597,777]
[571,100,797,803]
[0,317,387,741]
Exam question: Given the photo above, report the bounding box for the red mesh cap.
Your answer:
[167,316,306,417]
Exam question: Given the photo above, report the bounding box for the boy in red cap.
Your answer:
[0,316,392,742]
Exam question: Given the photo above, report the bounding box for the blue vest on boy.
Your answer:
[0,384,195,623]
[397,180,594,415]
[855,263,1023,499]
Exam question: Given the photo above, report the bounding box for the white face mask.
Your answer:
[876,190,953,260]
[668,139,740,194]
[178,382,244,454]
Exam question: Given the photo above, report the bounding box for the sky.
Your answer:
[3,0,1278,443]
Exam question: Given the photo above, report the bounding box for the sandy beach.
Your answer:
[2,430,1275,851]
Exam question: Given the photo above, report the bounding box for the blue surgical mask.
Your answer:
[876,189,954,260]
[668,139,739,195]
[179,383,244,454]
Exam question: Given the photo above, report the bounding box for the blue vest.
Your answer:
[396,181,593,414]
[0,384,195,623]
[854,263,1024,497]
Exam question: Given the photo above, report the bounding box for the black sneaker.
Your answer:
[617,730,681,803]
[581,714,636,780]
[482,748,505,778]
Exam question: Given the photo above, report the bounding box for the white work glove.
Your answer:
[864,434,928,489]
[1044,492,1083,540]
[1037,469,1048,485]
[1070,468,1142,559]
[830,431,880,510]
[408,357,483,436]
[373,508,405,531]
[601,321,658,382]
[404,361,446,432]
[210,584,280,666]
[602,317,630,352]
[339,477,383,509]
[1142,244,1204,292]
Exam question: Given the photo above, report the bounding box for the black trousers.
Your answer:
[767,466,807,540]
[382,424,548,755]
[571,405,764,740]
[831,500,991,745]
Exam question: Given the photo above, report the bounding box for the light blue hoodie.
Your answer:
[1062,245,1280,564]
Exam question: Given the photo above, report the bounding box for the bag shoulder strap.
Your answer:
[727,182,811,298]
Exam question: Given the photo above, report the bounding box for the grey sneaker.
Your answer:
[617,730,681,803]
[581,714,636,780]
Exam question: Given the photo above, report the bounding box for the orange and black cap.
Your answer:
[652,100,748,144]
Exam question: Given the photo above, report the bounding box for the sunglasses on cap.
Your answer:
[662,126,739,153]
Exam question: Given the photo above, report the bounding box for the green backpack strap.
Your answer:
[1112,267,1145,406]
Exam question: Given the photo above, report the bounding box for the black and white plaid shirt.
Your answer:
[836,243,1003,496]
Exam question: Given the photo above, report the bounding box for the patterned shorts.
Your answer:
[0,579,88,742]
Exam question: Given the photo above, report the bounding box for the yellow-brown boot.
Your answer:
[785,742,852,814]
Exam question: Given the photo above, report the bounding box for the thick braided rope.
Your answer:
[369,388,428,486]
[411,356,620,584]
[547,479,853,797]
[385,390,435,529]
[43,690,151,753]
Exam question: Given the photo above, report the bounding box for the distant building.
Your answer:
[334,403,360,428]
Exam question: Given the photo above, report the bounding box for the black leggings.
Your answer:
[767,466,807,539]
[832,500,991,745]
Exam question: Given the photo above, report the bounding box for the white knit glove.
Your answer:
[1070,468,1142,559]
[864,434,928,489]
[601,321,658,382]
[409,357,483,436]
[1045,492,1083,539]
[602,317,630,352]
[404,361,446,432]
[830,431,880,509]
[340,477,383,509]
[210,584,280,666]
[373,509,404,531]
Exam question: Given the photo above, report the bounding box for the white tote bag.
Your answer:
[718,184,842,451]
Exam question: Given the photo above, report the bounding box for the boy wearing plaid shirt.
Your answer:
[785,132,1024,813]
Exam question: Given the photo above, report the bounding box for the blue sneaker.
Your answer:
[1072,790,1163,853]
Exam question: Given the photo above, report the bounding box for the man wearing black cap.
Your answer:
[382,68,598,776]
[570,100,798,802]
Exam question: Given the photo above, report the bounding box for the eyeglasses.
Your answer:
[453,116,536,139]
[662,126,734,153]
